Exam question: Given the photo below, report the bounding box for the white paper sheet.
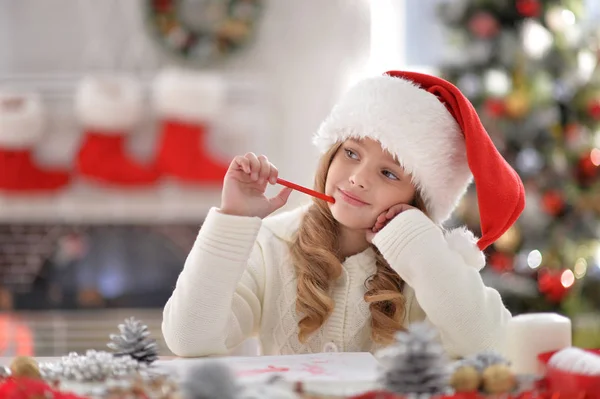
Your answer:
[155,352,382,395]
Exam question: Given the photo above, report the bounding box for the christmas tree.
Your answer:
[437,0,600,347]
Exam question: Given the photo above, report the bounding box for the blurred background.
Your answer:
[0,0,599,357]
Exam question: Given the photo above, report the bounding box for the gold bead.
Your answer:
[450,365,481,393]
[482,363,516,394]
[9,356,41,379]
[504,91,530,119]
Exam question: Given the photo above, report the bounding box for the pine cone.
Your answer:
[107,317,159,365]
[379,322,450,396]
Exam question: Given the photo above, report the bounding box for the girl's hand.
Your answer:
[220,153,293,218]
[366,203,417,243]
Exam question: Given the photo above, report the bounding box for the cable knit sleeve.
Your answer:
[372,209,512,358]
[162,207,266,357]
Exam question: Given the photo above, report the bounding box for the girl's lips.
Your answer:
[338,189,369,206]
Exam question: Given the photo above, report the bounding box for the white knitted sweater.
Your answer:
[162,205,511,358]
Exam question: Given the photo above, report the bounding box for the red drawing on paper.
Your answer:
[307,355,330,364]
[301,363,328,375]
[237,365,290,376]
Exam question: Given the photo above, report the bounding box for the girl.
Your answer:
[161,71,525,359]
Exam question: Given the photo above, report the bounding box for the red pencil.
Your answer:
[276,178,335,203]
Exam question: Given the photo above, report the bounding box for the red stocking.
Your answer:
[0,94,70,193]
[153,69,229,184]
[74,75,159,187]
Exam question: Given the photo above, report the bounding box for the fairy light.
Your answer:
[560,269,575,288]
[521,20,553,59]
[578,50,597,81]
[484,69,511,96]
[574,258,587,279]
[595,131,600,148]
[590,148,600,166]
[527,250,543,269]
[546,7,576,32]
[562,10,576,25]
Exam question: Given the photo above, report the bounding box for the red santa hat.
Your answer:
[313,70,525,251]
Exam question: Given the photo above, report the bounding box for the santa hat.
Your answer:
[313,70,525,251]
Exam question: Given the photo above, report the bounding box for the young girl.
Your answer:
[161,70,525,359]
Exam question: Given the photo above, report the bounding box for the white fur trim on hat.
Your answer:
[313,75,473,224]
[152,68,225,123]
[0,92,44,149]
[75,75,143,132]
[445,227,486,271]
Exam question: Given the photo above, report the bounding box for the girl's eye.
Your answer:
[344,149,358,159]
[382,170,399,180]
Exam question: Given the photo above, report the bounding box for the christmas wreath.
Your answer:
[145,0,263,65]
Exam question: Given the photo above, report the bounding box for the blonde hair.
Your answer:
[289,142,428,345]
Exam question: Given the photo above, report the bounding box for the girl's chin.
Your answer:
[331,209,373,230]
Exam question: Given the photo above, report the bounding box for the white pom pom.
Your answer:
[549,347,600,375]
[444,227,485,271]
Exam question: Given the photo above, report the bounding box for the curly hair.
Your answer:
[289,142,428,345]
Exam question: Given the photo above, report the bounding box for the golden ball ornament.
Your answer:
[504,91,531,119]
[217,19,250,41]
[494,226,521,252]
[482,363,516,394]
[9,356,41,379]
[450,365,481,392]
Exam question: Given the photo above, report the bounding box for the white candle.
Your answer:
[504,313,572,376]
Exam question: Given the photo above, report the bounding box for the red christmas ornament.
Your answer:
[537,269,571,303]
[154,0,173,12]
[484,98,506,118]
[516,0,541,18]
[587,98,600,120]
[468,11,500,39]
[0,377,88,399]
[581,153,599,177]
[575,152,599,186]
[489,252,514,273]
[541,190,565,216]
[564,123,581,143]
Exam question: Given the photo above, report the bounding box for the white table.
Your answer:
[0,352,382,396]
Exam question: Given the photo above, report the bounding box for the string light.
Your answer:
[574,258,587,279]
[546,7,576,32]
[521,20,553,59]
[590,148,600,166]
[484,69,511,96]
[527,250,543,269]
[561,270,575,288]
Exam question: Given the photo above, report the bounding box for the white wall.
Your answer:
[0,0,372,222]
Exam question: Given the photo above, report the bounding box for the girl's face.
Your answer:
[325,138,416,230]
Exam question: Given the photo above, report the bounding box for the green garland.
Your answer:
[145,0,263,65]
